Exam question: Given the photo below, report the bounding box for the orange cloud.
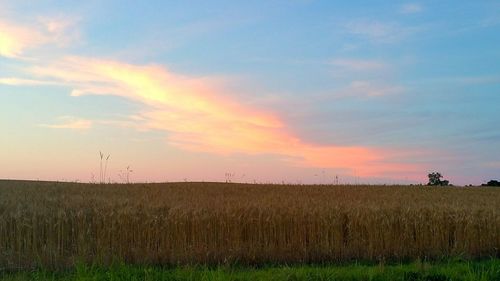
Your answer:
[25,56,418,177]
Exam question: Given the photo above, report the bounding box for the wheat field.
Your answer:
[0,180,498,270]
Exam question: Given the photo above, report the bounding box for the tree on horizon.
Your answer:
[427,172,450,186]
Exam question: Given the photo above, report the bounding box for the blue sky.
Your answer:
[1,1,499,184]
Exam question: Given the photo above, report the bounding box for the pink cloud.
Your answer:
[22,56,420,177]
[0,17,78,58]
[0,14,422,179]
[0,20,45,58]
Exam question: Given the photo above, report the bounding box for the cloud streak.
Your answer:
[0,77,62,86]
[343,80,405,97]
[1,17,420,179]
[344,20,419,43]
[40,116,92,130]
[329,58,404,97]
[20,56,418,177]
[331,59,387,72]
[400,3,423,14]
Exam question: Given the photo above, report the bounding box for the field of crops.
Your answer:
[0,180,499,270]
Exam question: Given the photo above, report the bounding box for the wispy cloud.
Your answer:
[0,77,62,86]
[331,59,387,72]
[483,161,500,169]
[329,58,403,97]
[38,16,80,47]
[400,3,423,14]
[342,80,405,97]
[344,19,419,43]
[0,20,45,58]
[0,17,78,58]
[40,116,92,130]
[416,74,500,85]
[13,56,418,176]
[0,14,420,178]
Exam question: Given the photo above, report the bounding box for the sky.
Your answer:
[1,1,499,185]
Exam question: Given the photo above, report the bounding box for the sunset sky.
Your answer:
[1,1,499,185]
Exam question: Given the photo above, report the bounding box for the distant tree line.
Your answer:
[427,171,499,187]
[482,180,500,187]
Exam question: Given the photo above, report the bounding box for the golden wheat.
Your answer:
[0,180,498,269]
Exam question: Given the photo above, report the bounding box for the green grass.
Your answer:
[1,259,499,281]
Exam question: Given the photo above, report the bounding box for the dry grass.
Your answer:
[0,180,499,269]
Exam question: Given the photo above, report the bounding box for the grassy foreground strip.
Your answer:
[1,259,499,281]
